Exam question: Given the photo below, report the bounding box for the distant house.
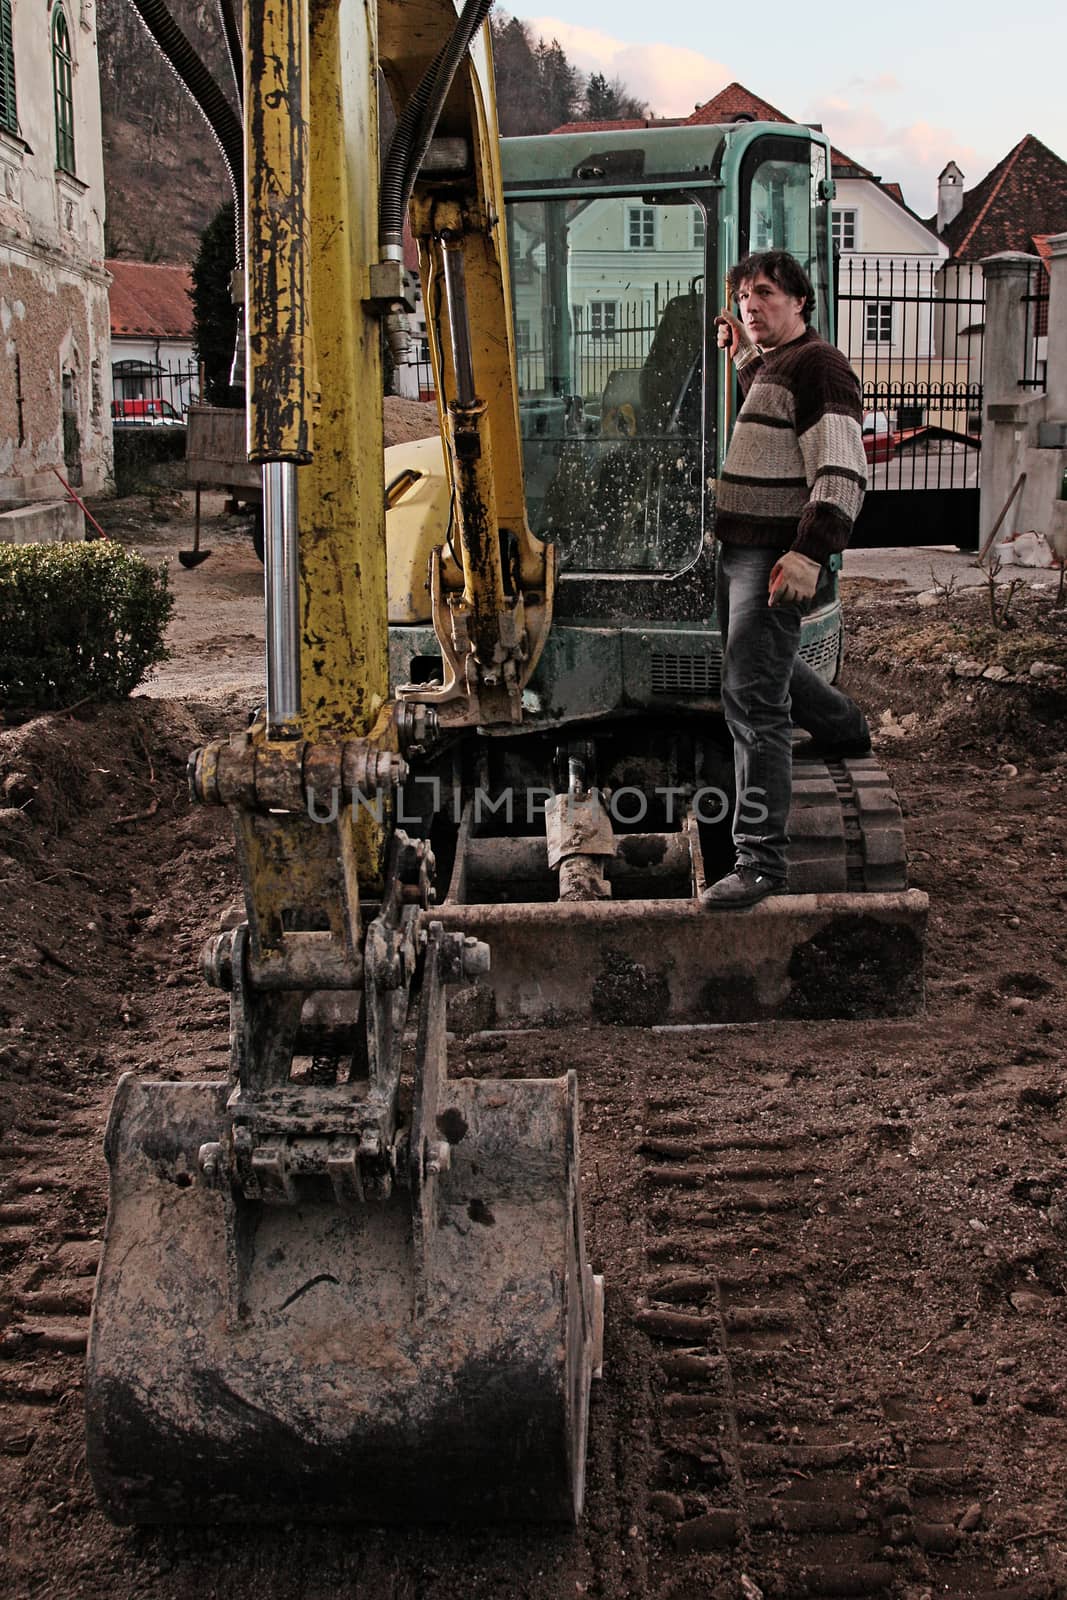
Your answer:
[929,135,1067,260]
[391,227,435,402]
[927,136,1067,390]
[686,85,949,412]
[107,259,197,419]
[553,83,946,270]
[0,0,111,497]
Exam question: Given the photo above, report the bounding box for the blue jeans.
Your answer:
[716,542,868,882]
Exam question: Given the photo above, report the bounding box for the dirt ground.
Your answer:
[2,489,1067,1599]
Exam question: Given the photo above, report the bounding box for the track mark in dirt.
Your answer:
[0,1091,102,1571]
[633,1066,1064,1599]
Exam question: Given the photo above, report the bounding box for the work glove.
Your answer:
[715,309,758,369]
[769,550,821,606]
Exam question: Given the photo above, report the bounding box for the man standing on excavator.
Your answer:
[703,250,871,909]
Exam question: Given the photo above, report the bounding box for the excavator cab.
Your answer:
[391,123,849,712]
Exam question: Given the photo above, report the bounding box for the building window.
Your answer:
[832,208,858,252]
[52,7,75,175]
[627,206,655,249]
[589,301,617,341]
[0,0,16,136]
[865,302,893,344]
[691,208,706,250]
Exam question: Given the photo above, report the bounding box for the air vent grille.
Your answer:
[800,626,841,674]
[650,651,719,695]
[648,623,841,697]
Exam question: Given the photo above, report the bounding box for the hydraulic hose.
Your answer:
[379,0,494,258]
[125,0,245,259]
[214,0,243,112]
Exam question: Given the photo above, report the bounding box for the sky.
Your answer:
[522,1,1067,217]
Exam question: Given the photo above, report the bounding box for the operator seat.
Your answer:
[639,289,704,436]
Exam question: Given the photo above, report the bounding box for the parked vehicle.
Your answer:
[111,397,184,427]
[862,410,896,463]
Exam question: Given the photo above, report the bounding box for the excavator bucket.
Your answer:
[431,756,928,1028]
[86,922,603,1524]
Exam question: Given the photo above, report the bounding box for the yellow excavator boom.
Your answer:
[84,0,602,1527]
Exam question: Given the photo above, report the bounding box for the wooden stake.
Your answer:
[977,471,1026,565]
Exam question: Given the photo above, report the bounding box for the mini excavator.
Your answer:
[86,0,927,1525]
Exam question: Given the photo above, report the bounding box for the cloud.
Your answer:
[839,73,902,97]
[803,94,983,213]
[512,22,981,214]
[526,16,730,117]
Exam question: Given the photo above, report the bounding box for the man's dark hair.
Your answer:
[729,251,816,325]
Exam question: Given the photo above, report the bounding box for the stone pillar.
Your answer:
[1044,231,1067,420]
[979,252,1039,547]
[981,253,1036,401]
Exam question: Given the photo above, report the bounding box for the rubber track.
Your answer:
[789,757,908,896]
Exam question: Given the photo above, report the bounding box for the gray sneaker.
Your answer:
[700,867,784,909]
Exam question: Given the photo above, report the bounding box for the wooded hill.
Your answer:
[99,6,645,264]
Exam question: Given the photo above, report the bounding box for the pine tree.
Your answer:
[585,73,615,120]
[491,15,541,135]
[190,202,243,407]
[584,71,648,123]
[489,13,646,135]
[536,39,582,130]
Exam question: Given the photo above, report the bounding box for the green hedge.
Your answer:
[112,425,187,495]
[0,540,174,712]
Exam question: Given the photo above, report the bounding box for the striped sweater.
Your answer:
[716,327,867,565]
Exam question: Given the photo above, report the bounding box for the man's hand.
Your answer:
[769,551,821,606]
[715,309,757,367]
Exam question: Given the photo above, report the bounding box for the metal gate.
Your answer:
[837,258,984,549]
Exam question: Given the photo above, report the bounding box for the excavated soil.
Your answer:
[2,511,1067,1599]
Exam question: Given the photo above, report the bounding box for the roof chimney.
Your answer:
[937,161,965,232]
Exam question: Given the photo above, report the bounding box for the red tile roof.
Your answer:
[107,260,194,339]
[686,81,790,126]
[685,82,872,177]
[550,117,657,134]
[929,135,1067,260]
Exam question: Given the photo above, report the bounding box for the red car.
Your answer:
[111,397,183,427]
[862,410,896,463]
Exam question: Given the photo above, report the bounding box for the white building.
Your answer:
[107,258,197,419]
[0,0,111,499]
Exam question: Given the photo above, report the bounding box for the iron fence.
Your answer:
[516,280,695,405]
[1020,259,1049,392]
[835,256,985,499]
[835,256,985,546]
[110,357,199,423]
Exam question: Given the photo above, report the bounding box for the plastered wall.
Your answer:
[0,0,112,499]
